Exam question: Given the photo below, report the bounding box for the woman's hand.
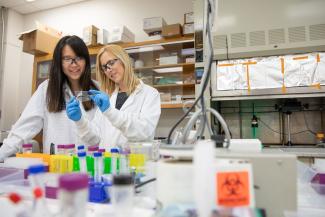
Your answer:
[89,90,110,112]
[66,97,82,121]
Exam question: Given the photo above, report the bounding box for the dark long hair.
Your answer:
[46,35,98,112]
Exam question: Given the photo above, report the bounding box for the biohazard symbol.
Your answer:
[216,171,250,207]
[221,173,244,196]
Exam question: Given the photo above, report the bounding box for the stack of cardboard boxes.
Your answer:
[183,12,194,36]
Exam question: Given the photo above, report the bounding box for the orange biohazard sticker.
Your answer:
[216,171,250,207]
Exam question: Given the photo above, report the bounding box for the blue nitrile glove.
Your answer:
[66,97,82,121]
[88,89,110,112]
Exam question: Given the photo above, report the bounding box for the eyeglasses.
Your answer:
[62,56,84,65]
[101,58,119,71]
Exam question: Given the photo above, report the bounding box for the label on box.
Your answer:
[216,171,250,207]
[185,12,194,24]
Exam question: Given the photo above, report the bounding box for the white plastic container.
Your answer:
[58,173,89,217]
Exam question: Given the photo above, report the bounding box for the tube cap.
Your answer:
[113,174,133,185]
[66,144,75,149]
[98,149,105,153]
[110,148,119,153]
[77,145,85,150]
[28,164,45,174]
[93,152,102,157]
[22,144,33,148]
[78,151,86,157]
[59,173,89,191]
[57,144,65,149]
[88,145,99,151]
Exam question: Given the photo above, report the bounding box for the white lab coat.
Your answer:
[0,80,96,161]
[75,80,161,149]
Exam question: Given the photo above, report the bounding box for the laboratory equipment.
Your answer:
[98,148,105,153]
[75,91,92,102]
[93,152,103,183]
[28,164,50,217]
[157,147,297,217]
[111,174,134,217]
[78,151,87,173]
[22,144,33,154]
[65,144,76,156]
[110,148,119,175]
[57,145,65,155]
[58,173,89,217]
[88,145,99,156]
[119,149,130,174]
[77,145,85,154]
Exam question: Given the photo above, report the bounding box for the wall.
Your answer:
[0,9,24,140]
[1,0,193,140]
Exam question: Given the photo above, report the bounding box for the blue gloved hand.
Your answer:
[89,89,110,112]
[66,97,82,121]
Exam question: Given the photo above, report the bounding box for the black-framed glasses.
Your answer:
[62,56,84,65]
[101,58,119,71]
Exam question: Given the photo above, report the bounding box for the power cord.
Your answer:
[258,118,313,136]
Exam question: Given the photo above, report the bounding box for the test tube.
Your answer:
[98,148,106,153]
[58,174,89,217]
[119,149,130,174]
[88,145,99,156]
[57,145,65,155]
[77,145,85,154]
[111,174,134,217]
[22,144,33,153]
[78,151,87,173]
[111,148,119,175]
[28,164,48,217]
[93,152,103,183]
[66,144,76,155]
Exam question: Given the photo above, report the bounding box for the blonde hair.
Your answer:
[96,44,139,95]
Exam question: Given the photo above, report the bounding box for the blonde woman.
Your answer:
[67,45,161,148]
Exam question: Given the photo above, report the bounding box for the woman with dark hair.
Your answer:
[0,35,98,161]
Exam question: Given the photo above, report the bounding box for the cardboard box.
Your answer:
[83,25,99,46]
[184,12,194,24]
[160,93,172,102]
[18,29,61,55]
[109,33,134,43]
[97,29,109,45]
[111,26,135,42]
[159,55,179,65]
[162,24,182,38]
[183,23,194,35]
[143,17,167,34]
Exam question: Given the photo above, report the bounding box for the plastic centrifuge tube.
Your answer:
[28,164,51,217]
[88,145,99,156]
[58,173,89,217]
[66,144,76,156]
[119,149,130,174]
[22,143,33,153]
[77,145,85,154]
[111,174,134,217]
[93,152,103,183]
[111,148,119,175]
[98,148,106,153]
[57,144,65,155]
[78,151,87,173]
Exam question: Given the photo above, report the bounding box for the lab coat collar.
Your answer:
[111,80,144,110]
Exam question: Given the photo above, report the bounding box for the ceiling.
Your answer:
[0,0,91,14]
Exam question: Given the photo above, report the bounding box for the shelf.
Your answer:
[134,63,194,72]
[88,36,194,55]
[154,83,195,88]
[161,102,194,109]
[212,86,325,101]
